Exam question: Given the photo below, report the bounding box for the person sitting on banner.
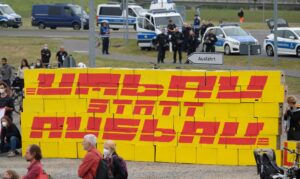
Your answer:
[284,96,300,140]
[0,81,14,120]
[0,116,21,157]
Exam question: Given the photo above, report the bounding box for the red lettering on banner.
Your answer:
[113,100,133,114]
[159,101,180,116]
[121,75,164,97]
[133,100,155,115]
[183,102,204,116]
[87,99,109,113]
[30,117,64,138]
[140,120,176,142]
[179,121,220,144]
[217,76,268,99]
[76,74,120,95]
[102,118,140,140]
[65,117,101,138]
[283,142,293,166]
[36,74,75,95]
[167,76,217,99]
[218,122,264,145]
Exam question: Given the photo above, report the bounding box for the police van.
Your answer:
[96,3,146,30]
[202,24,259,55]
[136,9,183,49]
[264,27,300,57]
[0,3,22,28]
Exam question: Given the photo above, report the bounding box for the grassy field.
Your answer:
[2,0,300,25]
[1,36,299,95]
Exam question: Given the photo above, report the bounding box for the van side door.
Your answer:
[136,17,156,47]
[63,6,74,27]
[48,6,63,27]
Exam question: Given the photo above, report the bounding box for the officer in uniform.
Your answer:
[171,28,184,64]
[100,20,111,55]
[156,28,168,64]
[193,14,201,39]
[185,31,199,64]
[204,29,217,52]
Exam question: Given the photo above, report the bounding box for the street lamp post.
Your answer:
[89,0,96,67]
[273,0,278,65]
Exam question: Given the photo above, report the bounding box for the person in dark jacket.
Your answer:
[184,31,199,64]
[0,58,12,87]
[284,96,300,140]
[100,21,111,55]
[193,14,201,39]
[56,46,68,68]
[200,20,208,39]
[167,19,176,37]
[0,116,21,157]
[101,140,128,179]
[204,29,218,52]
[0,81,14,119]
[182,23,192,52]
[40,44,51,68]
[171,28,184,64]
[156,28,168,64]
[34,59,44,69]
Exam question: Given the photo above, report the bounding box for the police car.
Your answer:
[202,24,259,55]
[0,3,22,28]
[136,9,183,50]
[264,27,300,57]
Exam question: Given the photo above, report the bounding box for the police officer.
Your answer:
[182,23,192,52]
[156,28,168,64]
[40,44,51,68]
[284,96,300,140]
[171,28,184,64]
[167,19,176,36]
[100,20,110,55]
[193,14,201,39]
[185,31,199,64]
[204,29,217,52]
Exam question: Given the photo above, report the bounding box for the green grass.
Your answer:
[286,76,300,95]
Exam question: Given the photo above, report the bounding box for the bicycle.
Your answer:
[11,85,23,115]
[271,148,300,179]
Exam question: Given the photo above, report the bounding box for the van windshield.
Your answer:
[71,5,87,16]
[155,16,182,28]
[133,7,146,16]
[0,5,15,15]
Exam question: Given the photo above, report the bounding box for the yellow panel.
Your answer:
[65,98,88,113]
[253,135,279,149]
[283,141,298,167]
[77,142,86,159]
[275,149,282,167]
[23,98,44,113]
[262,85,285,103]
[44,99,66,113]
[258,118,280,135]
[217,148,238,165]
[40,142,59,158]
[197,147,217,164]
[155,145,176,163]
[115,143,135,160]
[135,144,155,162]
[58,142,77,158]
[176,146,197,164]
[254,103,280,118]
[204,103,230,118]
[229,103,254,118]
[238,149,256,166]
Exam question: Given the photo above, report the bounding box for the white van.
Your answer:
[150,0,176,11]
[0,3,22,28]
[96,3,147,30]
[136,9,183,49]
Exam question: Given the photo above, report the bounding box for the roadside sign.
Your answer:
[188,52,224,65]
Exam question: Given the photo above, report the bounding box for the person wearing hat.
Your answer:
[100,20,111,55]
[56,46,68,68]
[40,44,51,68]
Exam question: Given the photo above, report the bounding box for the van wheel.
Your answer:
[38,23,46,29]
[0,22,8,28]
[112,28,119,31]
[297,47,300,58]
[266,45,274,56]
[50,27,57,30]
[133,24,137,31]
[12,25,20,29]
[73,23,81,30]
[224,45,231,55]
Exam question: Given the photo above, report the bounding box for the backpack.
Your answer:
[112,155,128,179]
[253,148,284,179]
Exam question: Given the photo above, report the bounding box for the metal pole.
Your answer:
[125,0,129,45]
[273,0,278,65]
[262,0,265,23]
[122,0,125,40]
[81,0,84,31]
[89,0,96,67]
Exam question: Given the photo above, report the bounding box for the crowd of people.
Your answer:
[153,15,217,64]
[0,136,128,179]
